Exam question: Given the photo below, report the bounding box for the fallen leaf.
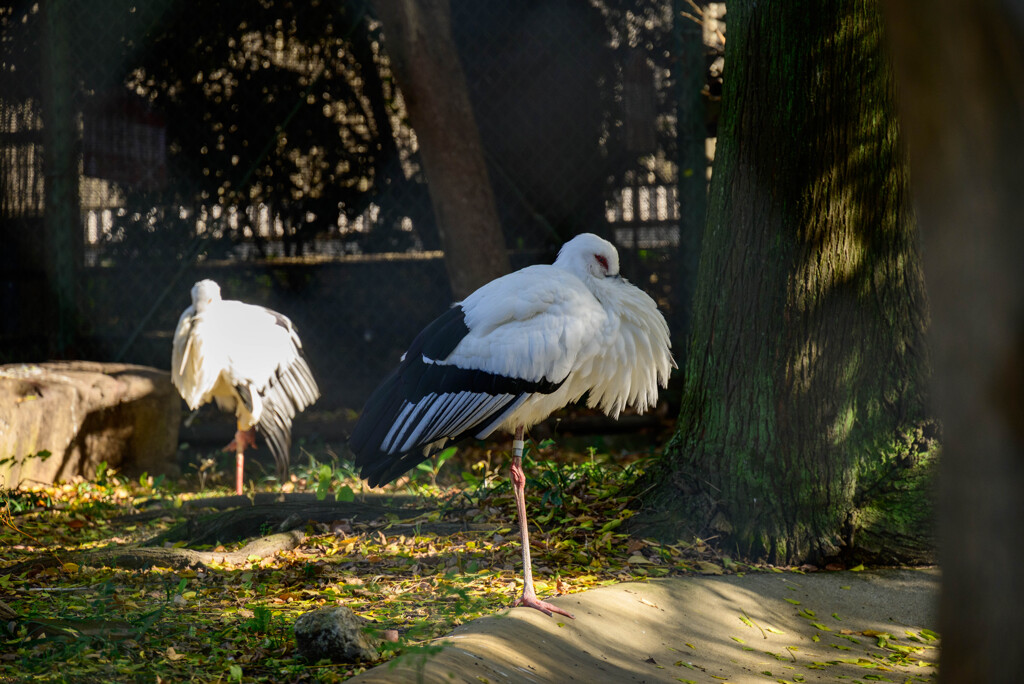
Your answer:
[626,539,646,554]
[695,561,723,575]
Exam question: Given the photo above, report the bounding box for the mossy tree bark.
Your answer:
[636,0,935,565]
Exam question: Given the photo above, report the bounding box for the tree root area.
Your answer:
[5,530,307,576]
[146,498,432,548]
[5,495,482,577]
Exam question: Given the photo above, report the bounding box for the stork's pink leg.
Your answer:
[223,427,257,496]
[510,426,575,619]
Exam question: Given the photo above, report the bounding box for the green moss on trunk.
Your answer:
[634,0,935,565]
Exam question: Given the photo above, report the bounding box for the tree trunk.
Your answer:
[672,0,708,369]
[636,0,935,565]
[373,0,510,298]
[884,1,1024,680]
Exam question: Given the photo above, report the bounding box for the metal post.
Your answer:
[41,0,81,357]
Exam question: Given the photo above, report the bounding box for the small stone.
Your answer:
[293,606,379,663]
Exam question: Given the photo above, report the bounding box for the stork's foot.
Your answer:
[515,592,575,619]
[222,429,257,453]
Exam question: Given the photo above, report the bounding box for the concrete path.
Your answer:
[350,567,939,683]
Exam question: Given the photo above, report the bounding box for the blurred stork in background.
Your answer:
[172,279,320,495]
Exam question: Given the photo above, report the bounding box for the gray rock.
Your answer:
[0,361,181,485]
[294,606,380,663]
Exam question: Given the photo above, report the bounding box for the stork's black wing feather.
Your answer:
[349,305,563,487]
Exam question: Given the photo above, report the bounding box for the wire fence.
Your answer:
[0,0,724,434]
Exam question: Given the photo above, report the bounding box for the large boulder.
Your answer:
[0,361,180,486]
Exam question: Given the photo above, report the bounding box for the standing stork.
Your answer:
[171,279,320,495]
[349,233,673,618]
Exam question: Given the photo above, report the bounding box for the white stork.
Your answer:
[349,233,674,618]
[171,279,320,495]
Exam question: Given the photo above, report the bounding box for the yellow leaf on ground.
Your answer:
[695,561,723,575]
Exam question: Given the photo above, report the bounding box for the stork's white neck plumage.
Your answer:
[191,279,223,313]
[554,232,621,280]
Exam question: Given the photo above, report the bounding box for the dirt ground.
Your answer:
[350,567,939,683]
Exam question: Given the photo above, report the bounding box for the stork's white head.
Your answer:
[554,233,620,280]
[191,279,222,313]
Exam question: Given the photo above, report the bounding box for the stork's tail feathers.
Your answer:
[256,353,320,480]
[256,408,294,481]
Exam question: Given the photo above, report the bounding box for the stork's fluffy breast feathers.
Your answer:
[350,233,674,487]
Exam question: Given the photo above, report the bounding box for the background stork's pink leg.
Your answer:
[510,426,575,619]
[235,438,244,496]
[223,426,257,495]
